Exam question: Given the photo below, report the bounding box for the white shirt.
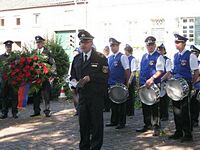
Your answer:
[83,49,92,61]
[171,49,199,71]
[148,50,165,71]
[38,47,44,53]
[165,58,172,72]
[114,51,129,70]
[130,57,137,72]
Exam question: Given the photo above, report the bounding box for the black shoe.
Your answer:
[161,117,168,121]
[180,136,193,143]
[105,123,117,127]
[30,113,40,117]
[13,114,18,119]
[74,112,78,116]
[115,125,125,129]
[0,114,8,119]
[193,122,198,127]
[168,132,183,140]
[45,113,51,117]
[153,129,160,136]
[136,126,151,132]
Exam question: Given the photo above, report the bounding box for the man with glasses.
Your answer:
[30,36,56,117]
[105,38,130,129]
[70,30,108,150]
[136,36,165,136]
[168,34,199,142]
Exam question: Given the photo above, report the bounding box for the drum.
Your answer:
[160,82,166,97]
[139,84,160,105]
[108,83,129,104]
[165,78,189,101]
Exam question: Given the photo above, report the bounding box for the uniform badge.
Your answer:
[149,60,155,66]
[91,63,98,67]
[181,60,187,66]
[102,66,108,73]
[114,61,118,67]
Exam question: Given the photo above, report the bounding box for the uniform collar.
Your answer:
[83,49,92,59]
[148,49,156,55]
[179,49,187,55]
[113,51,120,57]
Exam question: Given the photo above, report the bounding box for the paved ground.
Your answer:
[0,100,200,150]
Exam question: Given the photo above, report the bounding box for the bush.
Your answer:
[45,38,70,99]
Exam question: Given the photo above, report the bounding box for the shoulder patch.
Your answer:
[102,66,109,73]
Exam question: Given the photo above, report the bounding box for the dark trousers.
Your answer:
[172,97,192,137]
[1,84,18,116]
[190,90,200,125]
[160,94,169,119]
[126,81,135,116]
[110,101,126,126]
[104,87,111,111]
[79,94,104,150]
[32,80,51,115]
[142,102,160,128]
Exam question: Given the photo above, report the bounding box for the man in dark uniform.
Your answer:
[168,34,199,142]
[70,30,108,150]
[157,43,172,121]
[30,36,56,117]
[105,38,130,129]
[0,40,18,119]
[136,36,165,136]
[190,45,200,127]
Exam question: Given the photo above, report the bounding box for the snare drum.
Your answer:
[108,83,129,104]
[139,84,160,105]
[165,78,189,101]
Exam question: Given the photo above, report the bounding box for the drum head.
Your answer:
[109,86,128,104]
[165,80,184,101]
[139,85,158,105]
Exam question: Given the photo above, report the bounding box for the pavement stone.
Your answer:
[0,100,200,150]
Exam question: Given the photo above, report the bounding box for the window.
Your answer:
[33,13,40,25]
[183,34,187,38]
[183,26,187,29]
[189,30,193,33]
[189,34,194,37]
[189,25,194,29]
[16,18,20,25]
[0,19,4,26]
[183,19,187,23]
[189,19,194,22]
[183,30,187,33]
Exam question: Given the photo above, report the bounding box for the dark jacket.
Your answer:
[70,49,109,97]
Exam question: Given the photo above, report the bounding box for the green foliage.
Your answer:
[44,38,70,99]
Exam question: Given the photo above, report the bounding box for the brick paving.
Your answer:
[0,100,200,150]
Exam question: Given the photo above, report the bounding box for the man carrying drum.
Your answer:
[168,34,199,142]
[136,36,165,136]
[105,38,130,129]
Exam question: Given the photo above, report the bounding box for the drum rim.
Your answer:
[108,84,128,104]
[139,84,159,105]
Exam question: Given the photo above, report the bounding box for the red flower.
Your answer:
[25,65,30,70]
[36,79,42,85]
[30,66,34,71]
[20,56,26,63]
[10,63,15,69]
[10,71,16,77]
[43,65,49,74]
[25,72,31,77]
[26,57,32,63]
[33,56,38,61]
[15,68,20,73]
